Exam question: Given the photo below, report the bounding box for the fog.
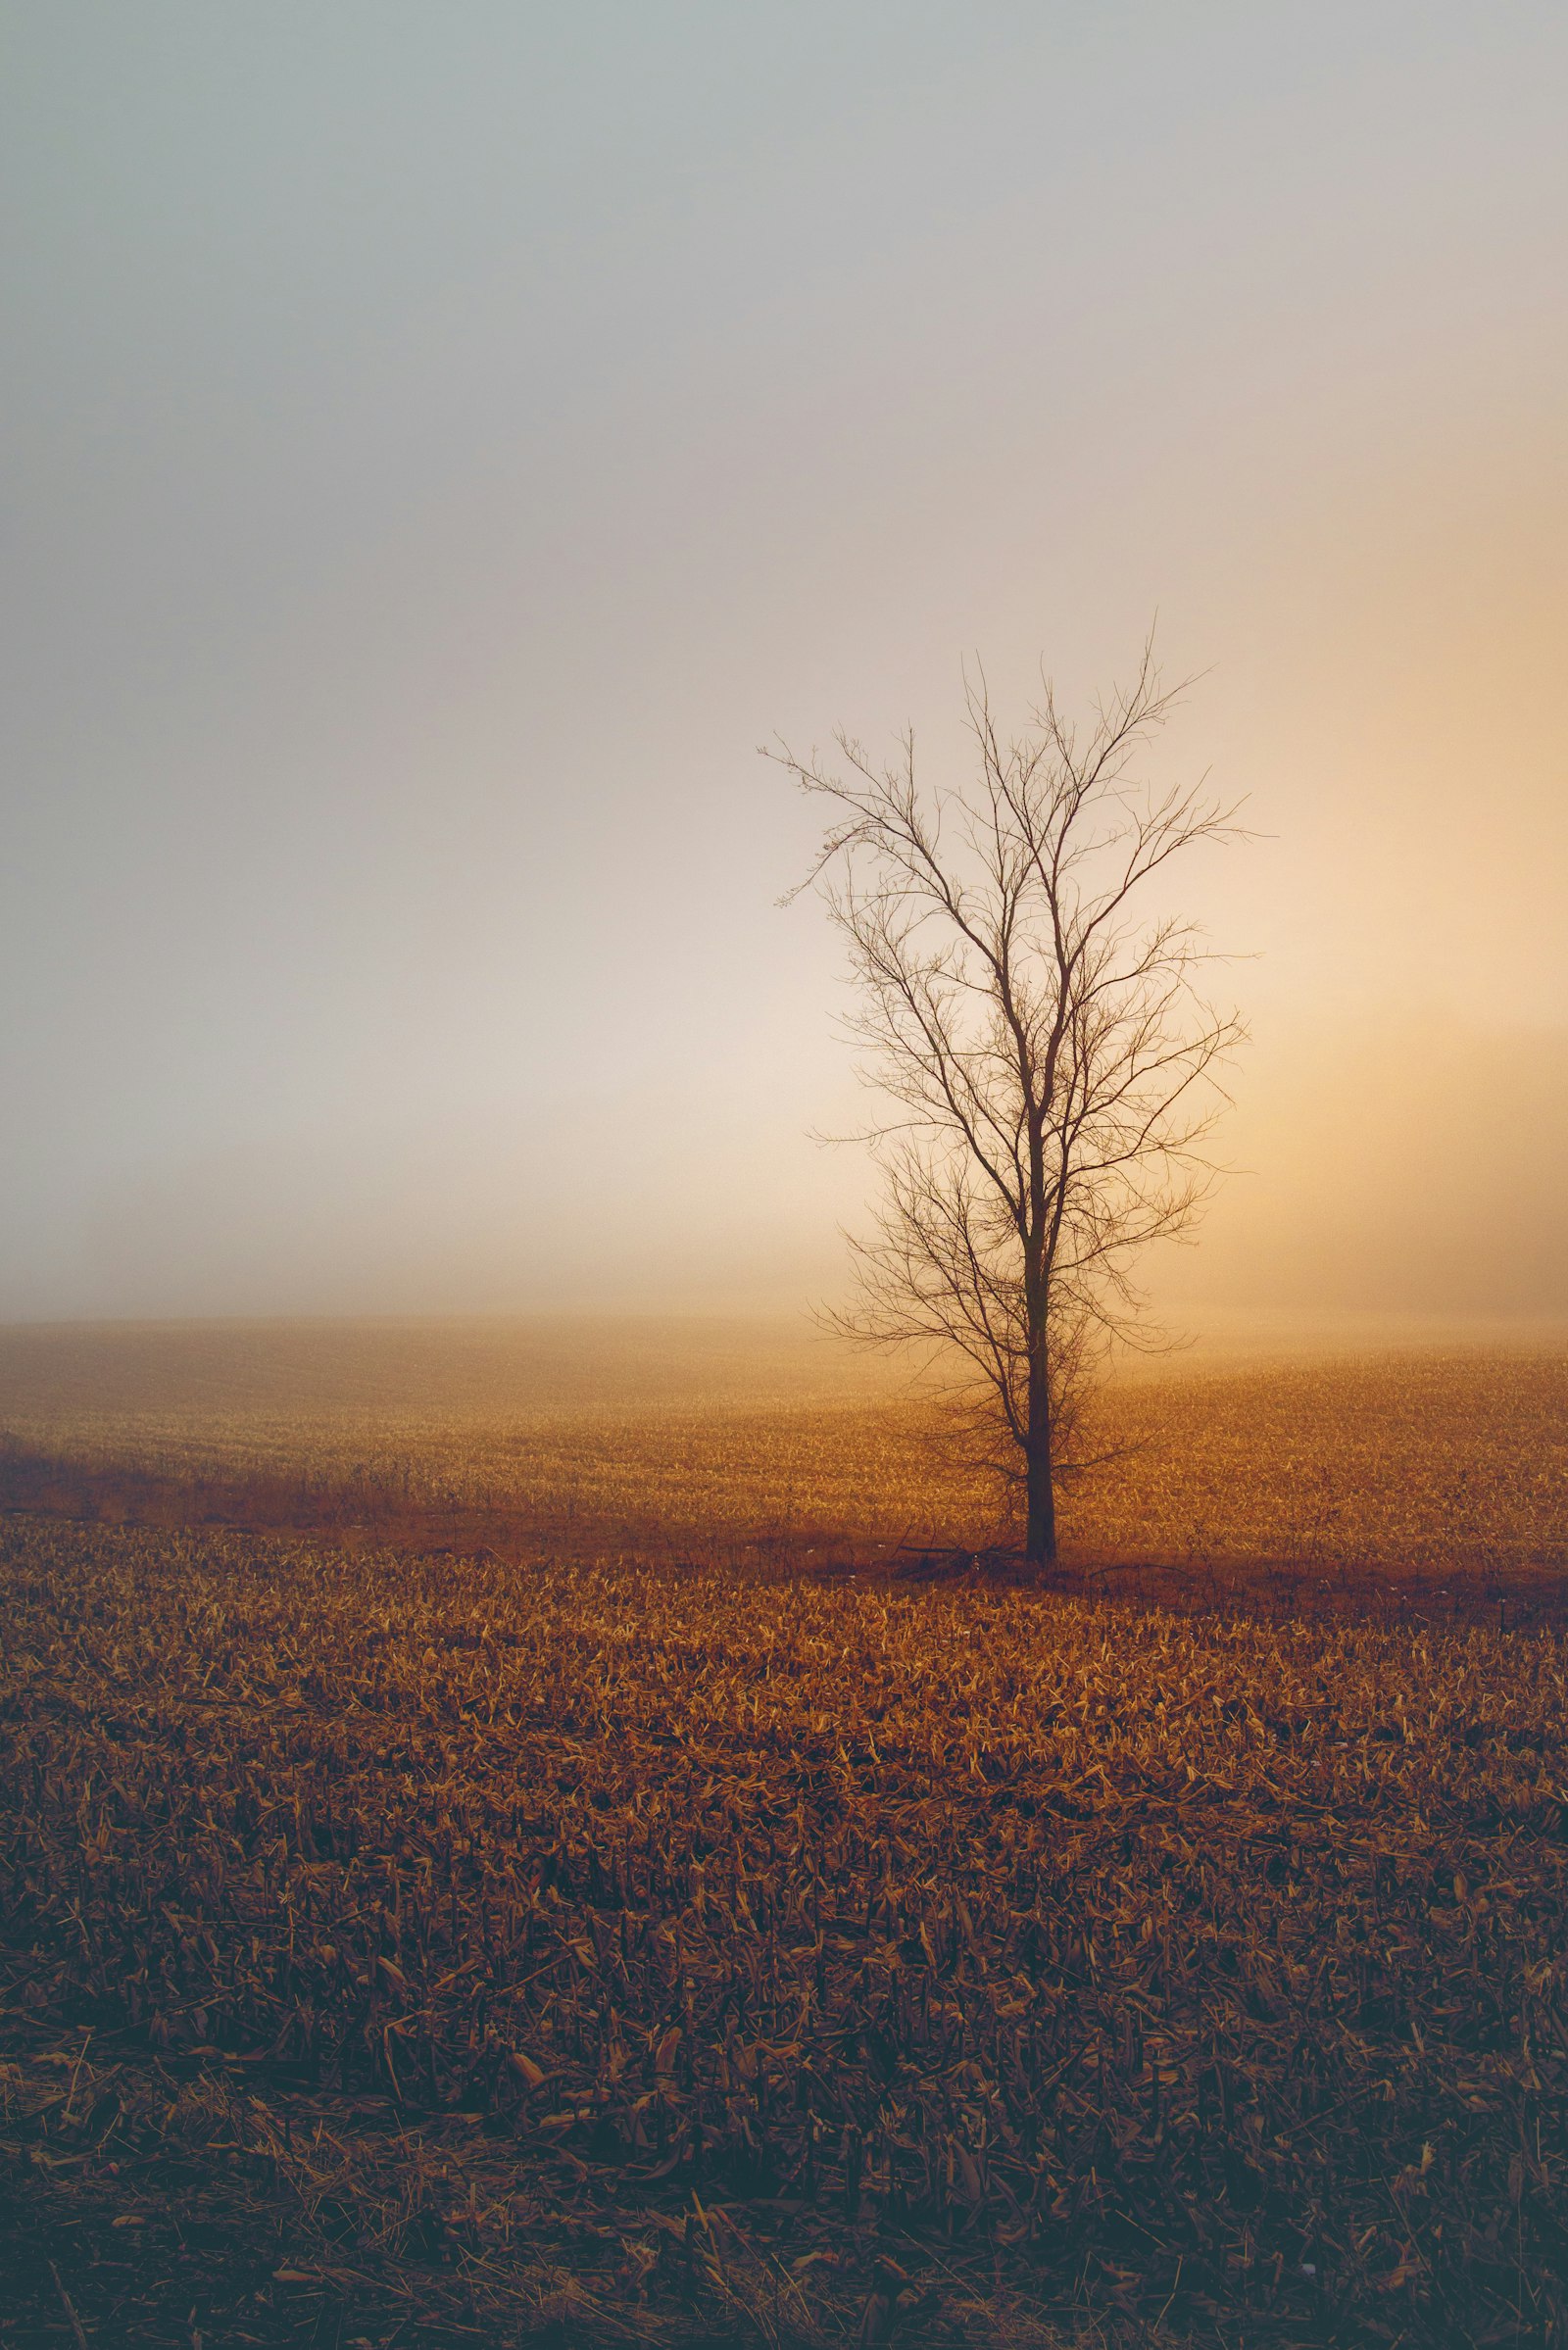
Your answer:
[1156,1014,1568,1325]
[3,6,1564,1334]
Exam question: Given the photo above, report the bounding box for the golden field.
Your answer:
[1,1319,1566,2347]
[0,1317,1563,1587]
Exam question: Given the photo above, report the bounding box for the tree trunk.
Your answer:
[1025,1443,1056,1565]
[1024,1375,1057,1566]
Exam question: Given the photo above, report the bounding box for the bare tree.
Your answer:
[769,645,1245,1567]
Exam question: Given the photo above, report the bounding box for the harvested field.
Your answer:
[0,1321,1565,1604]
[3,1513,1568,2347]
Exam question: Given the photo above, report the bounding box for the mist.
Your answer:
[2,4,1563,1332]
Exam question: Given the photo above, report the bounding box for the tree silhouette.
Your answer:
[772,645,1245,1565]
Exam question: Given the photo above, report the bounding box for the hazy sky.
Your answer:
[3,3,1565,1323]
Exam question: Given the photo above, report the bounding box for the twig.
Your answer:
[1153,2251,1184,2332]
[63,2028,94,2125]
[49,2262,89,2350]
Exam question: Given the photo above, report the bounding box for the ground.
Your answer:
[1,1325,1565,2346]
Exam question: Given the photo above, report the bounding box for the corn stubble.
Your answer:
[3,1517,1566,2347]
[0,1349,1562,1590]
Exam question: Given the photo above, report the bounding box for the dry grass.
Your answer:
[1,1321,1566,2344]
[3,1514,1568,2346]
[0,1320,1564,1590]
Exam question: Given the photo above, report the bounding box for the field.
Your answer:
[0,1318,1564,1600]
[2,1321,1567,2347]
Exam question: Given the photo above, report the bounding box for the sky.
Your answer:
[2,2,1565,1327]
